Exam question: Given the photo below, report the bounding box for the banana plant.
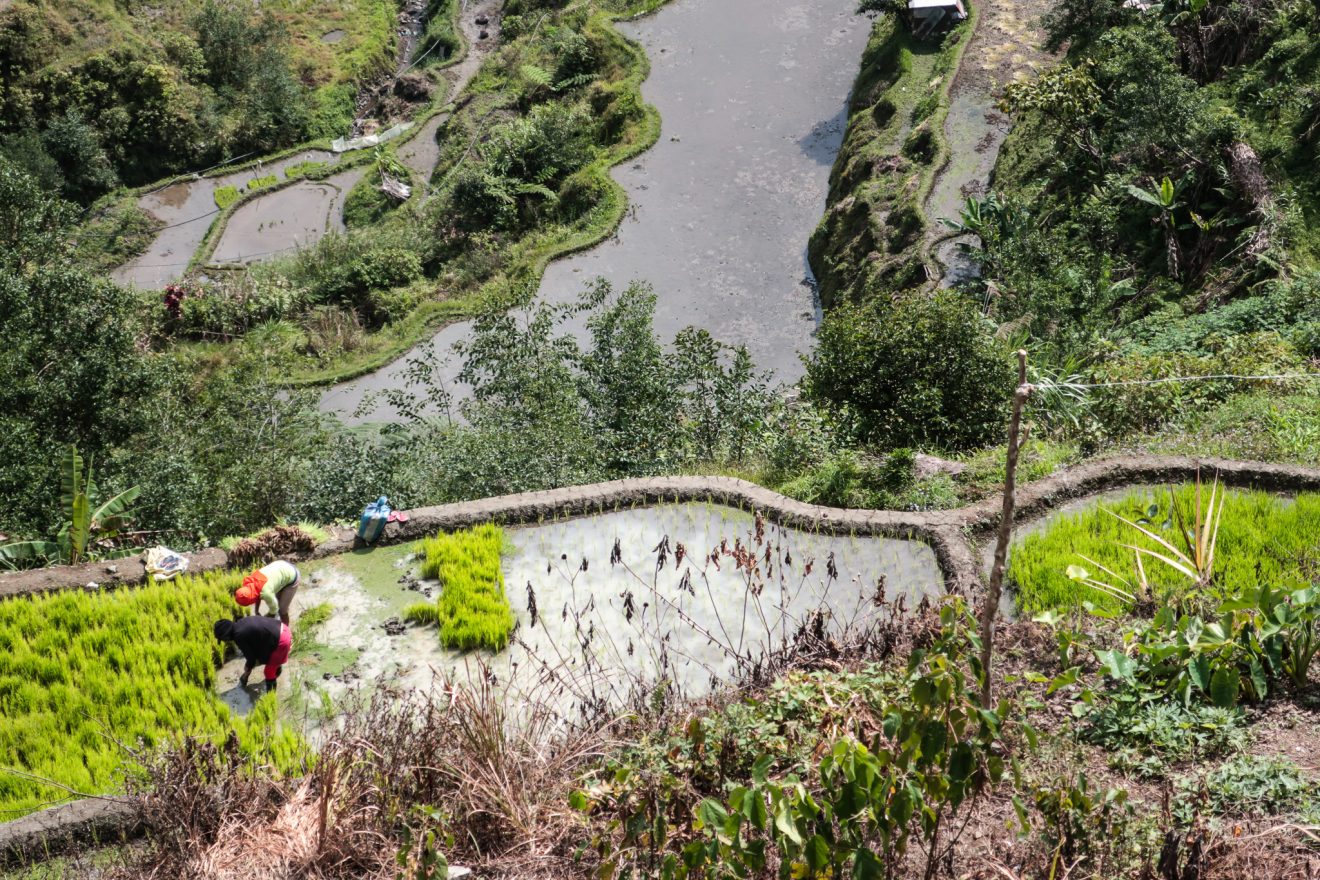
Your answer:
[1126,175,1184,279]
[0,446,141,567]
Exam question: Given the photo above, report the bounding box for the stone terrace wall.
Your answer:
[3,455,1320,861]
[4,455,1319,602]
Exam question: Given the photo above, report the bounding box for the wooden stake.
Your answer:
[979,349,1031,708]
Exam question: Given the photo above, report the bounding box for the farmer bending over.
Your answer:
[235,559,300,625]
[213,616,291,694]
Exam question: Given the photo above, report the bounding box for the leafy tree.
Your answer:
[804,292,1014,451]
[580,280,680,474]
[445,103,594,231]
[0,130,63,191]
[1041,0,1125,52]
[113,366,330,542]
[0,160,156,535]
[193,0,284,92]
[41,110,119,203]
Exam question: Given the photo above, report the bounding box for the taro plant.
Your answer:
[1094,582,1320,708]
[0,445,141,567]
[1097,603,1269,708]
[1253,584,1320,688]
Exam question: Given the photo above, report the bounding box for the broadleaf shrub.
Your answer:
[804,292,1014,451]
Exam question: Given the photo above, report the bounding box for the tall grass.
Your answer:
[1009,486,1320,614]
[405,524,514,652]
[0,570,303,818]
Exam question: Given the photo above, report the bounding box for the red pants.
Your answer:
[264,623,292,681]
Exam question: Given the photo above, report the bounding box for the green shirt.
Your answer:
[257,560,298,616]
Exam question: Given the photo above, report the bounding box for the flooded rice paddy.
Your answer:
[322,0,871,424]
[112,150,343,289]
[113,0,499,288]
[210,167,368,266]
[217,504,942,726]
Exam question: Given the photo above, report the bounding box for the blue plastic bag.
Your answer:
[357,496,391,544]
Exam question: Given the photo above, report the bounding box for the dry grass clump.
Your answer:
[116,675,609,879]
[227,525,318,571]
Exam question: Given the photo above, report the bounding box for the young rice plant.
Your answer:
[0,570,304,818]
[405,524,514,652]
[1009,486,1320,614]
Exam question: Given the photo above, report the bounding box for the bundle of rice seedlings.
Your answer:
[406,524,514,652]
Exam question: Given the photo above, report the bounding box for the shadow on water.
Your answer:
[797,103,850,166]
[218,682,259,718]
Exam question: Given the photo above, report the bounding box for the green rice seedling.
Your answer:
[412,524,514,652]
[214,185,240,210]
[0,570,304,818]
[1010,487,1320,614]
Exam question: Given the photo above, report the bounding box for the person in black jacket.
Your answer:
[214,615,292,694]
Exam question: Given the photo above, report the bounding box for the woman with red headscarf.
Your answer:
[235,559,300,625]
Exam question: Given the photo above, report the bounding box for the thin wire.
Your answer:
[1059,372,1320,390]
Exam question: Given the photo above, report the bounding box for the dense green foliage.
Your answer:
[804,292,1014,451]
[406,524,514,651]
[808,15,966,308]
[961,0,1320,441]
[0,160,159,538]
[1009,486,1320,613]
[582,599,1017,879]
[0,570,304,817]
[804,0,1320,473]
[0,0,397,202]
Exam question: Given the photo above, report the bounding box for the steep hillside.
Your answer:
[0,0,399,201]
[989,0,1320,357]
[801,0,1320,489]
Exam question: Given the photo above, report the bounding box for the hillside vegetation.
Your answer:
[0,0,398,202]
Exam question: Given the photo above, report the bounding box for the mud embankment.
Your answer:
[923,0,1053,284]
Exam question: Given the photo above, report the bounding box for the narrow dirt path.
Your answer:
[923,0,1053,285]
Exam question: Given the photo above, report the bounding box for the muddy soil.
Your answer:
[397,113,447,176]
[112,150,340,289]
[323,0,869,424]
[217,503,942,724]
